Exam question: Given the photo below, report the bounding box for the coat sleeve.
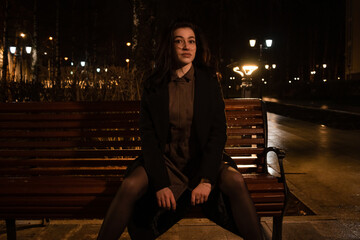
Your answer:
[198,75,227,184]
[140,89,170,191]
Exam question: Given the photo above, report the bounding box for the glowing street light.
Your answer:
[25,46,32,54]
[249,39,256,47]
[126,42,131,47]
[242,65,259,75]
[9,46,16,54]
[20,33,26,38]
[80,61,86,67]
[233,66,244,77]
[265,39,273,48]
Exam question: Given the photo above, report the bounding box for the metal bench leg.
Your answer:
[5,219,16,240]
[272,216,283,240]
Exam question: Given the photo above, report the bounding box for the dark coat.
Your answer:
[139,65,228,191]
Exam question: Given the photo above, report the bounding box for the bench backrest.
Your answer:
[0,99,267,178]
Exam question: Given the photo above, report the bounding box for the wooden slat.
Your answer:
[226,118,264,126]
[0,158,135,167]
[0,168,127,176]
[0,120,139,129]
[0,101,140,113]
[226,128,264,135]
[0,113,140,121]
[0,149,141,158]
[226,110,262,118]
[226,138,265,145]
[225,148,264,155]
[0,140,141,149]
[0,130,140,138]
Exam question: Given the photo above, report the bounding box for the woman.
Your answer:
[97,20,264,240]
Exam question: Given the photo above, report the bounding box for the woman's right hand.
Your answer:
[156,187,176,211]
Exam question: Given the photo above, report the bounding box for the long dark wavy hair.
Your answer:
[145,20,212,88]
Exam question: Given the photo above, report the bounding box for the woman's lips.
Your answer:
[181,53,192,57]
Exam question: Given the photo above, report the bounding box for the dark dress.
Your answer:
[127,66,239,238]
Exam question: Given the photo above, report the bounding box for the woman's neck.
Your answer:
[175,63,192,78]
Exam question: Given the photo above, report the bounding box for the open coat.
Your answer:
[139,65,228,191]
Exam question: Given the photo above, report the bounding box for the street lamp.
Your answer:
[9,46,16,54]
[80,61,86,67]
[25,46,32,54]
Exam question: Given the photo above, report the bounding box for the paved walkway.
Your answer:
[1,112,359,239]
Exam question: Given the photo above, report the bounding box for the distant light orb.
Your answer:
[80,61,86,67]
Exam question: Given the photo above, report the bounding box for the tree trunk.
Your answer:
[2,0,9,102]
[31,0,40,100]
[55,0,61,100]
[132,0,156,99]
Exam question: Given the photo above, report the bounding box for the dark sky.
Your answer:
[1,0,345,72]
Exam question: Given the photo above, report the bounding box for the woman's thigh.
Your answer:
[120,165,149,199]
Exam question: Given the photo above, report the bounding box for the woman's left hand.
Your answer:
[191,183,211,205]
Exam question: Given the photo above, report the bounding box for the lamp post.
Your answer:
[249,38,272,59]
[249,38,274,97]
[9,32,33,83]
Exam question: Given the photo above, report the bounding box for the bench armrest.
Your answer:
[265,147,286,183]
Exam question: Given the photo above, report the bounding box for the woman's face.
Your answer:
[173,27,196,67]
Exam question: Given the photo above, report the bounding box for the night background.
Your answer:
[0,0,358,103]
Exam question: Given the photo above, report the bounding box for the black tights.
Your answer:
[218,166,264,240]
[97,166,263,240]
[97,166,149,240]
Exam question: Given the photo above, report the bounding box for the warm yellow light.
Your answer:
[242,65,258,75]
[20,33,26,38]
[126,42,131,46]
[249,39,256,47]
[323,64,327,68]
[233,66,244,77]
[272,64,276,69]
[64,57,69,61]
[265,64,269,69]
[126,59,130,63]
[49,36,53,41]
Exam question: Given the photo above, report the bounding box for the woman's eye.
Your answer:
[189,40,196,44]
[174,39,183,44]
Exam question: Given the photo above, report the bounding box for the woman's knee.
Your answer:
[220,167,248,194]
[119,168,148,200]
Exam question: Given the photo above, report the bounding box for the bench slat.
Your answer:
[0,140,141,149]
[0,149,141,157]
[0,130,140,138]
[0,113,140,121]
[0,120,139,129]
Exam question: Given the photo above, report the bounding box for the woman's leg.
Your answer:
[218,166,264,240]
[97,166,149,240]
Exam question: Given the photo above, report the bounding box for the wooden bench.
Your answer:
[0,98,287,240]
